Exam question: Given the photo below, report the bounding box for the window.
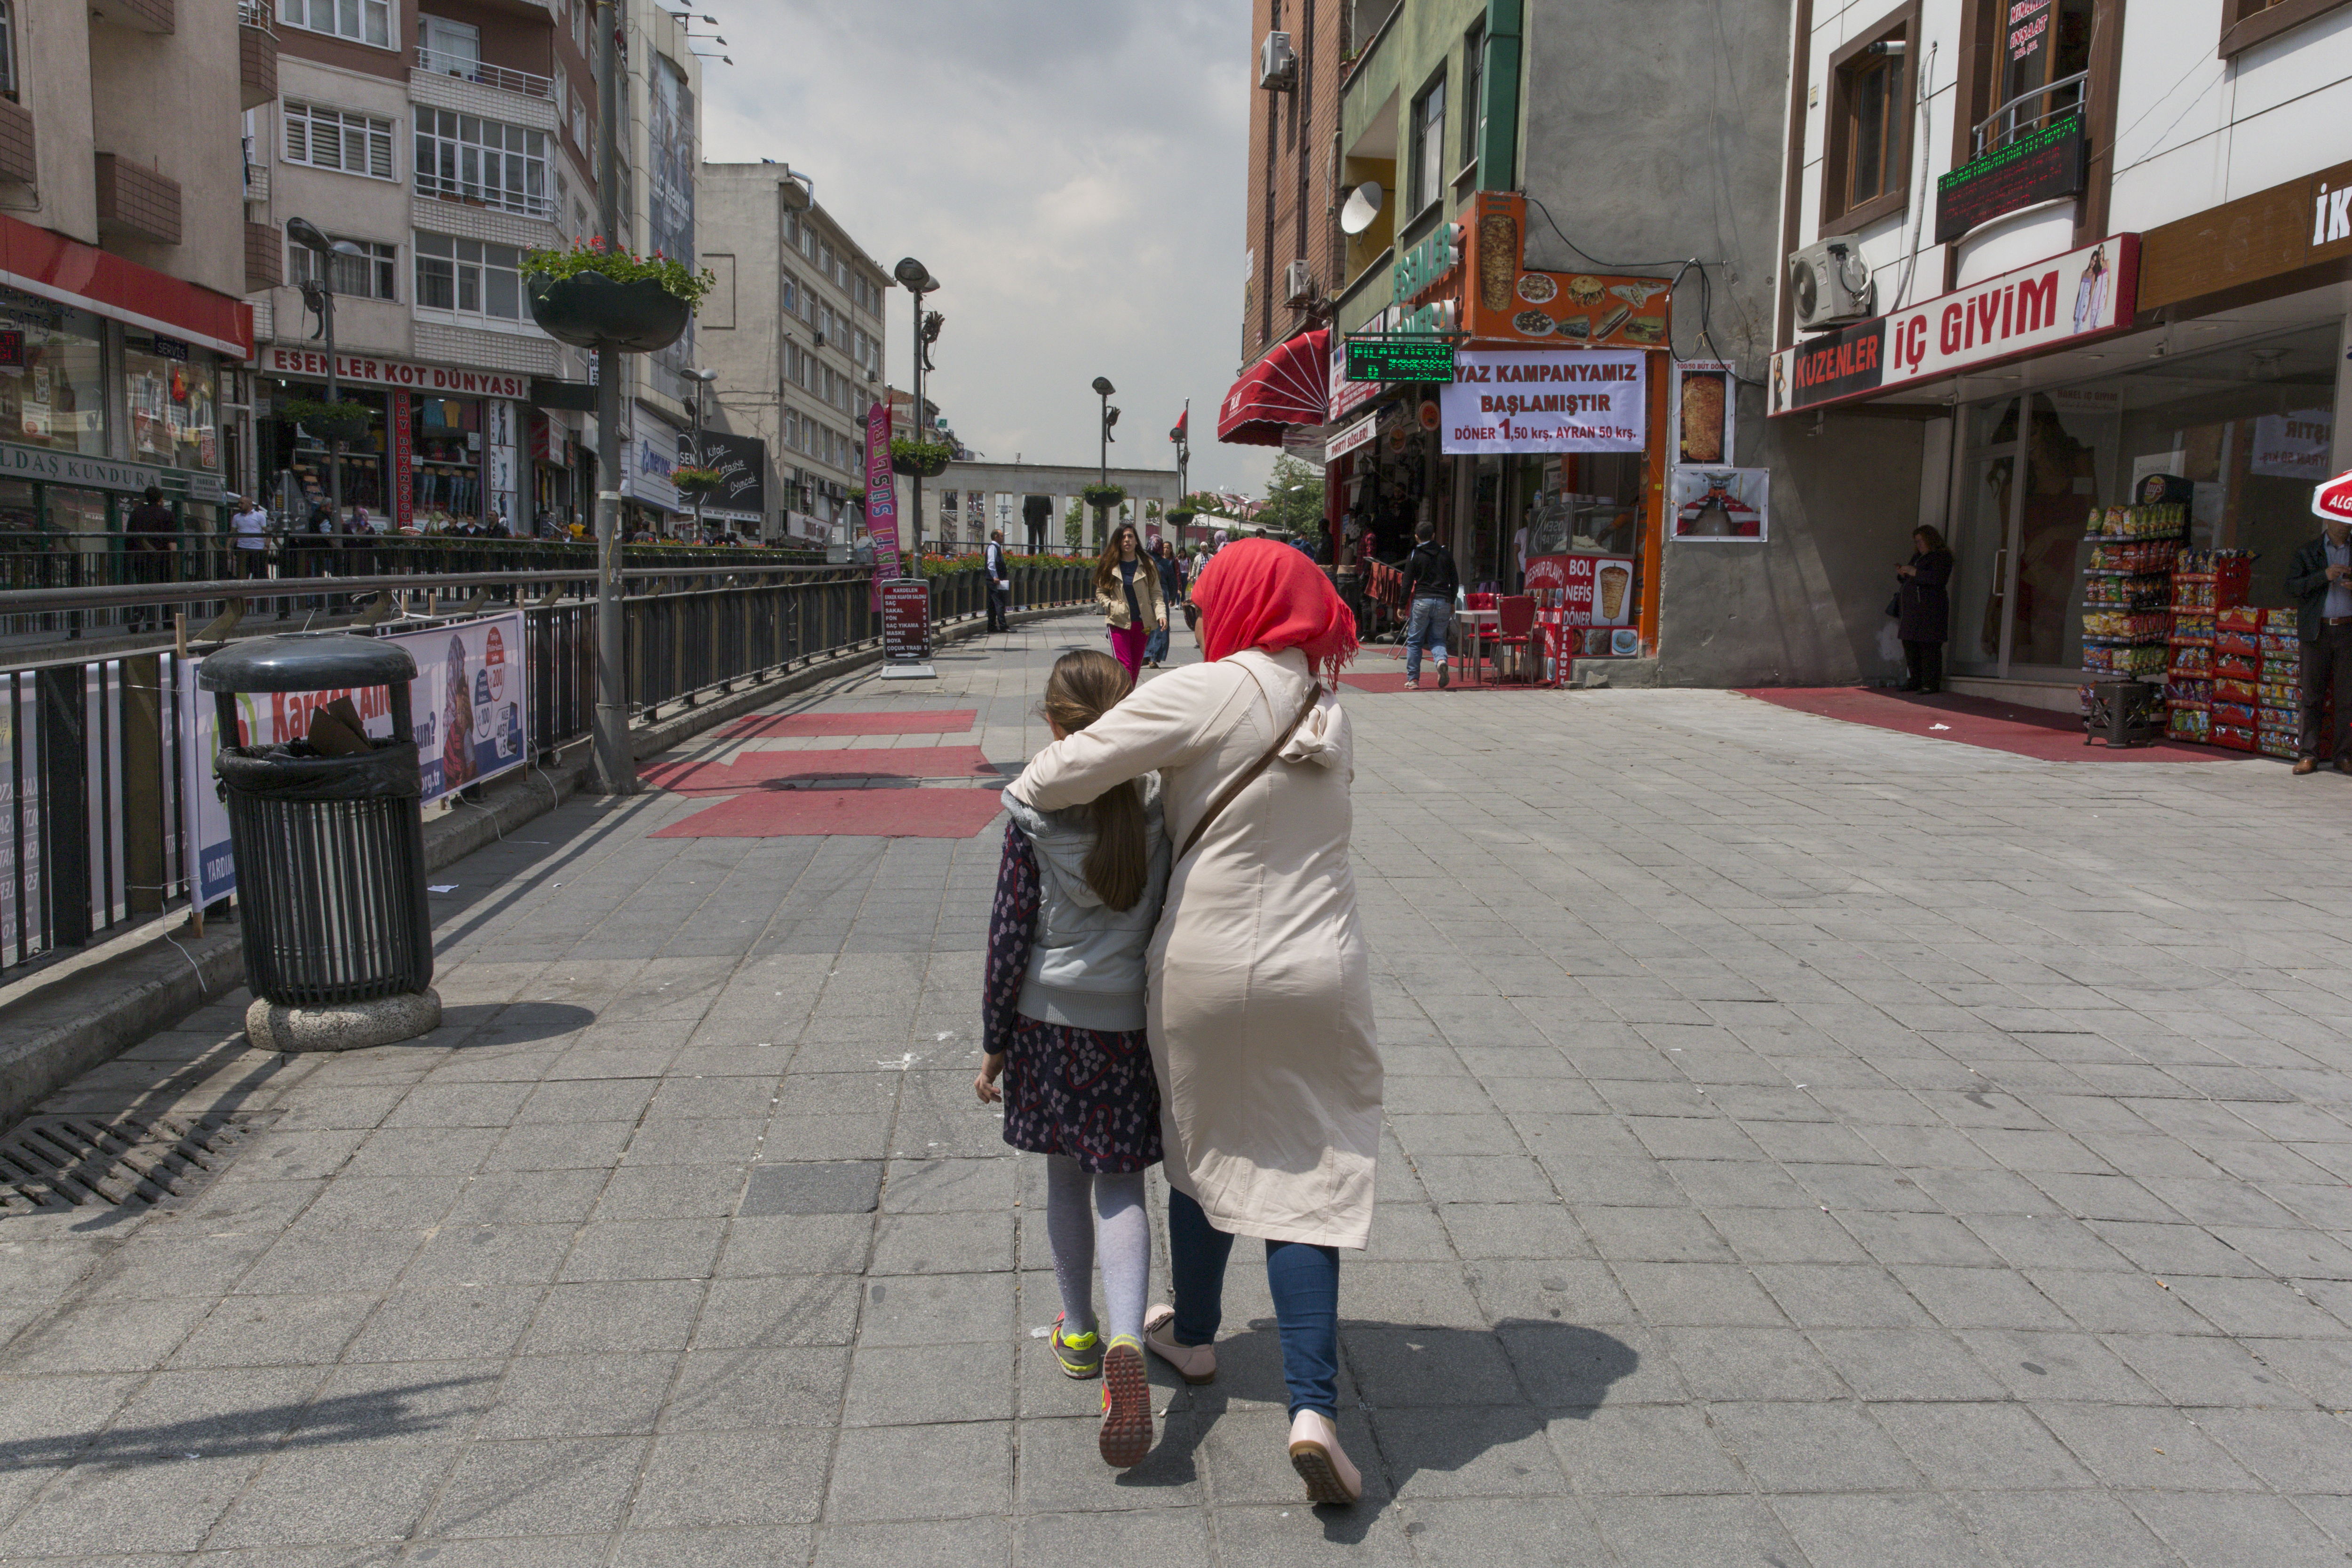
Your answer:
[1409,72,1446,212]
[415,108,550,218]
[284,102,396,178]
[0,1,18,103]
[1821,6,1915,233]
[571,93,589,150]
[290,236,397,301]
[418,15,480,74]
[279,0,392,48]
[1990,0,2091,149]
[1460,21,1485,172]
[414,233,524,321]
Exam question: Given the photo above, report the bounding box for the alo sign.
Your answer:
[1770,235,2138,415]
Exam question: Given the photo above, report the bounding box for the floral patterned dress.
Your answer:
[985,823,1163,1175]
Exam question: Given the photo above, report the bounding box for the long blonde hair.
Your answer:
[1039,650,1147,911]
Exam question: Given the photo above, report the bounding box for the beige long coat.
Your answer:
[1010,647,1382,1249]
[1095,557,1167,631]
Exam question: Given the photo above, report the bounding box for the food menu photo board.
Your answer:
[1669,467,1770,541]
[1462,191,1673,349]
[1674,361,1735,466]
[1525,552,1642,658]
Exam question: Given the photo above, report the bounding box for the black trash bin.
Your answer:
[199,633,434,1006]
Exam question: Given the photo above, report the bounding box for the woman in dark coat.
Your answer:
[1896,525,1955,692]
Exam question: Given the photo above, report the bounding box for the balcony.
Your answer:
[94,153,182,246]
[88,0,173,32]
[414,47,554,101]
[0,100,33,188]
[239,14,278,113]
[245,219,282,294]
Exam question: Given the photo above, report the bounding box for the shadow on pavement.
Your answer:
[0,1375,493,1471]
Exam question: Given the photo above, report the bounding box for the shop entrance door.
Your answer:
[1950,399,2024,677]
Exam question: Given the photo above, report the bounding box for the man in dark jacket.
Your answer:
[1400,519,1459,690]
[983,529,1011,631]
[1144,539,1183,665]
[2284,508,2352,774]
[123,485,175,631]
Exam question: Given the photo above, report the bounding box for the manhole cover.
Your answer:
[0,1112,278,1214]
[739,1161,882,1216]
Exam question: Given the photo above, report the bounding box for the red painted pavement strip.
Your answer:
[1739,686,2230,764]
[719,709,977,739]
[651,788,1009,839]
[642,745,998,794]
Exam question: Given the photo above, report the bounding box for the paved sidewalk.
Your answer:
[5,621,2352,1566]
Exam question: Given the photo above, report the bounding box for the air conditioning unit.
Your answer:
[1260,31,1297,89]
[1281,260,1315,308]
[812,330,826,348]
[1787,238,1876,331]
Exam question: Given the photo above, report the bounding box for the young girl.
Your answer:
[975,650,1171,1470]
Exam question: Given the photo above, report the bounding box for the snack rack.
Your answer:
[2081,503,2186,680]
[2163,548,2250,745]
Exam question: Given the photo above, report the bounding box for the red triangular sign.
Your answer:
[2315,469,2352,523]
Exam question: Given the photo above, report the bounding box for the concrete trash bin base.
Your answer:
[246,988,443,1052]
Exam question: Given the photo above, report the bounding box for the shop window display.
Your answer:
[0,296,106,457]
[411,396,485,528]
[124,338,219,473]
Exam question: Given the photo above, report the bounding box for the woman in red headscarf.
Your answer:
[1008,538,1382,1504]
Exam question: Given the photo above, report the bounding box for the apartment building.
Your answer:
[1239,0,1350,374]
[695,164,889,543]
[246,0,702,535]
[0,0,256,540]
[1776,0,2352,704]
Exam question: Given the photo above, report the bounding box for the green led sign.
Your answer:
[1346,336,1456,383]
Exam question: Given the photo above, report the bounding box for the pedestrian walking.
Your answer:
[123,484,175,632]
[976,649,1172,1470]
[228,493,274,615]
[2286,504,2352,774]
[1400,519,1458,690]
[1010,538,1381,1507]
[1095,521,1166,685]
[985,528,1012,631]
[1894,525,1954,693]
[1144,539,1183,667]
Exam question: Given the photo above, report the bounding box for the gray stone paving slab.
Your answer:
[19,636,2352,1560]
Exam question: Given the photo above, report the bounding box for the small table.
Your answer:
[1452,609,1497,685]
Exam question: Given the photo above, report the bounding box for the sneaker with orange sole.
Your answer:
[1098,1337,1153,1468]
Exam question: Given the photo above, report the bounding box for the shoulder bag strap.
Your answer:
[1176,683,1325,863]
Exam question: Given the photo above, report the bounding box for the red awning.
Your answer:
[1217,327,1328,446]
[0,213,254,360]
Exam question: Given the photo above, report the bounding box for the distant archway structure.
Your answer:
[893,462,1181,556]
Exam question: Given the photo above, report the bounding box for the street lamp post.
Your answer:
[1091,376,1118,550]
[892,257,939,573]
[287,219,366,533]
[685,367,716,541]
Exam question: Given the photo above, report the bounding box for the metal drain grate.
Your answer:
[0,1112,277,1214]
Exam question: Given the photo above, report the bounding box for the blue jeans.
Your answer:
[1405,595,1450,680]
[1167,1186,1340,1418]
[1145,623,1170,663]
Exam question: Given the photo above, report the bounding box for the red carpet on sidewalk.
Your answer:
[718,708,977,739]
[651,788,1007,839]
[1338,670,1528,694]
[642,745,998,794]
[1739,686,2227,763]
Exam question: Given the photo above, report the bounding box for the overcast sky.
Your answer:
[698,0,1277,500]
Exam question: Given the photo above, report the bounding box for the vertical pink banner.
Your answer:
[390,393,413,533]
[864,399,898,609]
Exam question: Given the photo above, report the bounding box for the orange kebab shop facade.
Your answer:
[1327,192,1718,667]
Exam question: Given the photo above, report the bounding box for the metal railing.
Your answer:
[1972,71,2089,157]
[414,47,555,101]
[0,561,1093,981]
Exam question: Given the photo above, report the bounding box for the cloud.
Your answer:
[698,0,1277,498]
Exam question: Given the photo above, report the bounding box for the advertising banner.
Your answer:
[864,400,898,607]
[881,580,930,662]
[179,614,528,909]
[1935,113,2086,244]
[1673,360,1735,466]
[1526,553,1639,661]
[1772,235,2138,415]
[1670,468,1770,540]
[1441,349,1646,455]
[389,392,414,532]
[1462,193,1672,349]
[676,428,768,525]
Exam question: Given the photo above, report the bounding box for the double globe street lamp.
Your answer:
[286,217,369,535]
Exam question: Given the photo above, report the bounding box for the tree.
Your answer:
[1064,498,1086,554]
[1261,453,1326,537]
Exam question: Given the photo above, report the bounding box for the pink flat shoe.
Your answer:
[1141,1304,1215,1385]
[1288,1409,1362,1506]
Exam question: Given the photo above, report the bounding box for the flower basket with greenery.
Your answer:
[670,466,725,497]
[890,438,953,478]
[1081,482,1128,512]
[522,238,713,353]
[1167,508,1197,526]
[279,397,374,443]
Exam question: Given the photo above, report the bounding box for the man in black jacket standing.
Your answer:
[984,529,1011,631]
[1401,519,1459,690]
[2285,504,2352,775]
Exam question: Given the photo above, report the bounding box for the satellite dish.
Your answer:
[1339,182,1385,236]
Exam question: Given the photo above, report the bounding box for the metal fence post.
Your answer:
[37,663,89,949]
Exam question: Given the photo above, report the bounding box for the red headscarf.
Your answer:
[1192,537,1359,686]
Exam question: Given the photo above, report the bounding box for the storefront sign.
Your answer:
[679,428,767,524]
[2252,410,2332,481]
[0,441,222,501]
[179,613,528,910]
[1440,349,1646,454]
[1770,234,2138,415]
[389,394,414,532]
[625,427,679,512]
[1325,410,1380,463]
[262,345,529,399]
[1461,192,1672,348]
[1670,467,1770,540]
[1346,336,1455,382]
[1935,113,2086,244]
[1330,308,1392,421]
[2139,157,2352,311]
[881,579,930,662]
[1526,553,1637,628]
[1393,223,1462,302]
[2311,469,2352,524]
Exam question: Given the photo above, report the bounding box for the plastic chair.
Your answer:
[1492,596,1539,684]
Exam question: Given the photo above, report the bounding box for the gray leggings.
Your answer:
[1046,1155,1150,1346]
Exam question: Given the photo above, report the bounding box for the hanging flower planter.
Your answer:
[1167,508,1197,527]
[890,438,952,478]
[278,397,373,444]
[1082,482,1128,512]
[670,466,725,497]
[524,271,691,352]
